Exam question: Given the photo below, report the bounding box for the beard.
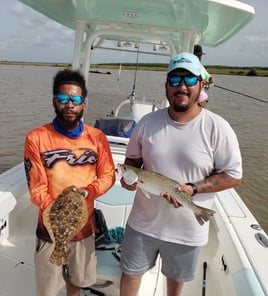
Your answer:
[54,105,84,130]
[166,88,200,113]
[172,104,190,112]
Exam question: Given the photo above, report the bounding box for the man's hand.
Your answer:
[62,186,88,198]
[160,185,194,208]
[62,186,78,194]
[120,177,137,191]
[160,192,182,208]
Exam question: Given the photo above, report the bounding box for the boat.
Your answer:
[1,1,268,295]
[89,70,112,75]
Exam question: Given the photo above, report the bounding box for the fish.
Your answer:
[42,186,88,266]
[117,164,215,225]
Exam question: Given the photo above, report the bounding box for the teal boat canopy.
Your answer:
[19,0,254,47]
[18,0,255,81]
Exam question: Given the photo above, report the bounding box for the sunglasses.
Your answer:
[168,75,200,87]
[54,94,85,105]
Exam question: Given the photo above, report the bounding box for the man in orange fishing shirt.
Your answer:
[24,68,115,296]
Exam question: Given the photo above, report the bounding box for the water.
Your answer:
[1,65,268,233]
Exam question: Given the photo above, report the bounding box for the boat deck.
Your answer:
[0,174,224,296]
[0,203,223,296]
[1,160,267,295]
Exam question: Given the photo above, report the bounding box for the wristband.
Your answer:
[83,189,88,198]
[185,183,198,196]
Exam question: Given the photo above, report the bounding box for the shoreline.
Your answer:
[1,61,267,77]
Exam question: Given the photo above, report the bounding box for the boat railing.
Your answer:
[114,96,167,122]
[214,189,268,295]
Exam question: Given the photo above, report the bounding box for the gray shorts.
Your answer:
[35,235,97,296]
[120,225,200,282]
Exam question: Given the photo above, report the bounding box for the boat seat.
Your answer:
[94,117,136,138]
[132,101,158,121]
[0,191,17,242]
[0,191,17,221]
[87,181,135,294]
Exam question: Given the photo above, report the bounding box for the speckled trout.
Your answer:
[117,164,215,225]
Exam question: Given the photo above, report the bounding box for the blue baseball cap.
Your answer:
[167,52,202,76]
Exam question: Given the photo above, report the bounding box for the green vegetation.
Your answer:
[0,61,72,68]
[96,63,268,76]
[205,65,268,77]
[1,61,268,77]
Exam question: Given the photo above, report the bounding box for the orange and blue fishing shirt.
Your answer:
[24,121,115,242]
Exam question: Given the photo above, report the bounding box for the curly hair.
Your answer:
[53,68,87,98]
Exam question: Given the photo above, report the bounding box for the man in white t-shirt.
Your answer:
[119,52,242,296]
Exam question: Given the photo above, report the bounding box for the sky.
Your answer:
[0,0,267,67]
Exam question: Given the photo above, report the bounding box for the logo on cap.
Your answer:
[173,57,192,65]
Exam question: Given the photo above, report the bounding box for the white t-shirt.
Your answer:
[126,108,242,246]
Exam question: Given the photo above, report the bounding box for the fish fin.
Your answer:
[141,189,151,199]
[42,203,55,242]
[194,206,216,225]
[49,245,68,266]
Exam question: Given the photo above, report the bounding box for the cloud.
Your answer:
[202,16,268,67]
[1,0,267,66]
[1,2,74,62]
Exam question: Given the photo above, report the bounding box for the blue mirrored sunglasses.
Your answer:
[55,94,85,105]
[168,75,200,87]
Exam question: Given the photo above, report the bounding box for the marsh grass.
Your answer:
[1,61,267,77]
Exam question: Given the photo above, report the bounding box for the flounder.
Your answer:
[43,186,88,266]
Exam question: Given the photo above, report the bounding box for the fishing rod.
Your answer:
[214,84,268,104]
[129,46,140,112]
[202,261,207,296]
[131,46,140,97]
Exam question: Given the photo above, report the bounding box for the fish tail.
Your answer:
[194,206,216,225]
[49,245,68,266]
